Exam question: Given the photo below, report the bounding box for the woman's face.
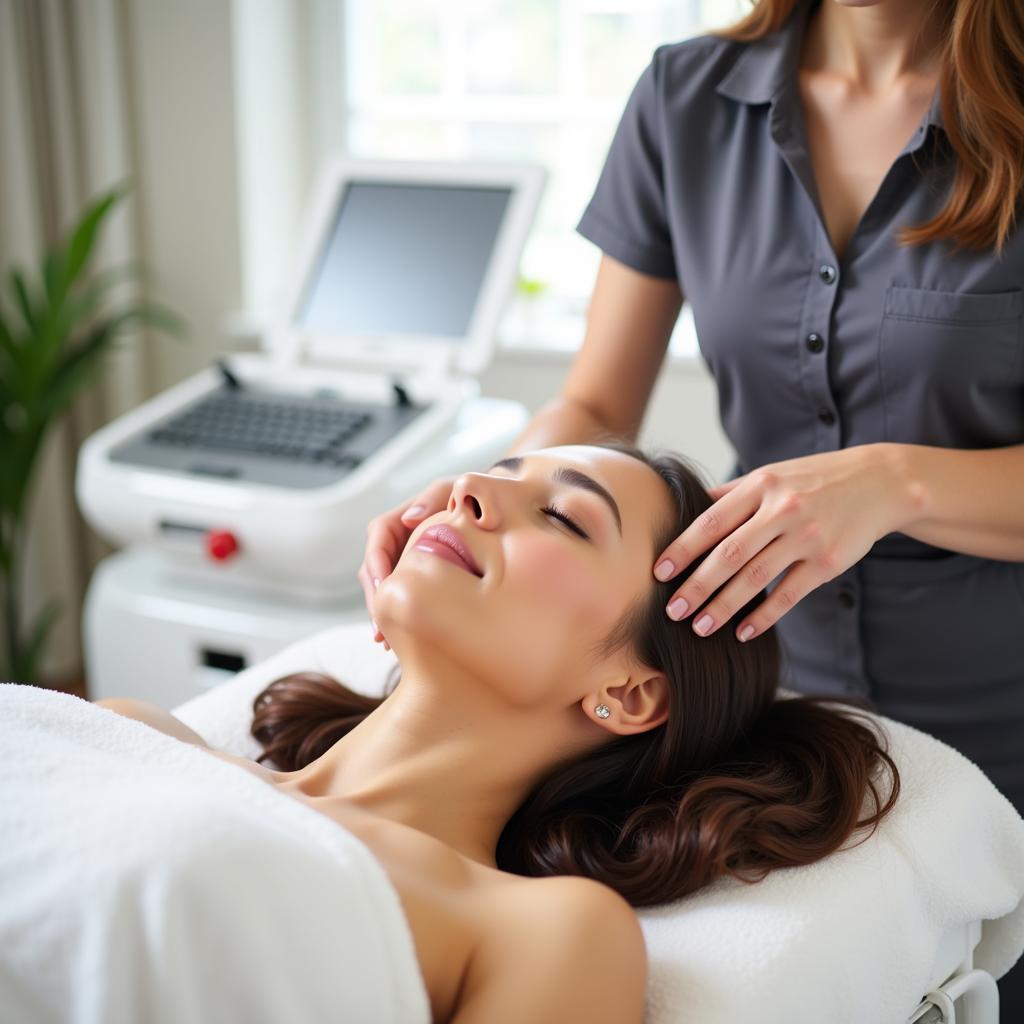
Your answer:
[373,445,674,716]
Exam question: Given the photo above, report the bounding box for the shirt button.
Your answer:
[806,332,824,353]
[837,588,856,609]
[817,407,835,425]
[819,264,837,284]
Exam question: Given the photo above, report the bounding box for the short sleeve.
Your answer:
[575,47,677,281]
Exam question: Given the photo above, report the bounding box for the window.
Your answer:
[339,0,746,355]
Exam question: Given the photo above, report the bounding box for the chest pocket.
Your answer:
[878,285,1023,448]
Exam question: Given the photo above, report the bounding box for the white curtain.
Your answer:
[0,0,151,681]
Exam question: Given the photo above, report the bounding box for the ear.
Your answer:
[586,668,670,736]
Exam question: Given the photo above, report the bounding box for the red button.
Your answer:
[206,529,239,562]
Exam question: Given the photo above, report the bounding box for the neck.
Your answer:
[803,0,945,91]
[270,661,595,869]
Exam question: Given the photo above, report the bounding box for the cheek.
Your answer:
[513,540,598,609]
[491,538,624,691]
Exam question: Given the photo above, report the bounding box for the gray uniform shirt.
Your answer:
[575,0,1024,798]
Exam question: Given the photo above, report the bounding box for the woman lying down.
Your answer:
[11,440,900,1023]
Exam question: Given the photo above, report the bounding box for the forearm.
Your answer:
[503,395,630,458]
[886,442,1024,561]
[94,697,211,748]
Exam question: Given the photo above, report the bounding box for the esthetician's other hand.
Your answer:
[651,444,916,642]
[359,474,458,650]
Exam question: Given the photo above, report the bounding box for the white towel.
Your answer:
[637,706,1024,1023]
[0,683,431,1024]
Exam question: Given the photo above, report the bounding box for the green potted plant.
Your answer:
[0,183,184,685]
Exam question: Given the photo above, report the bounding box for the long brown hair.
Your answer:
[250,440,900,909]
[713,0,1024,256]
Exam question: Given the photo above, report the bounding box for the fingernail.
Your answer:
[372,618,379,634]
[654,559,675,581]
[694,613,714,636]
[373,577,381,590]
[402,504,426,519]
[738,624,755,642]
[667,597,689,620]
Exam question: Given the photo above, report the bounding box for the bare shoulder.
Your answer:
[92,698,211,749]
[517,874,644,943]
[453,874,648,1024]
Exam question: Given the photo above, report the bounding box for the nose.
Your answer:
[448,472,493,523]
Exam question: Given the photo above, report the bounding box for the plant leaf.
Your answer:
[8,269,37,335]
[63,184,130,295]
[0,307,21,382]
[40,306,180,422]
[21,189,130,391]
[133,303,185,339]
[0,419,46,529]
[42,248,68,304]
[31,261,148,390]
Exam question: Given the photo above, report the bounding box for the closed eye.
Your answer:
[541,504,589,540]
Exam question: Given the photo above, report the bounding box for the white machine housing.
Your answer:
[83,547,368,703]
[77,158,544,602]
[77,366,527,599]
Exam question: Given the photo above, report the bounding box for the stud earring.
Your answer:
[595,703,611,719]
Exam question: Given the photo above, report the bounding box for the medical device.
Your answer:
[78,158,544,703]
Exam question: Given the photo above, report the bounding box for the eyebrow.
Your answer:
[487,455,623,536]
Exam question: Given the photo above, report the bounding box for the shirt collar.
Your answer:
[715,0,816,105]
[715,0,944,133]
[924,81,944,132]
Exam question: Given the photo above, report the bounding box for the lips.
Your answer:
[418,524,484,577]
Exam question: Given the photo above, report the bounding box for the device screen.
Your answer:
[295,181,513,340]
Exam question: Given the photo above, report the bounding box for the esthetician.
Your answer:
[361,0,1024,1011]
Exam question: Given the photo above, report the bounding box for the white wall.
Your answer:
[480,350,734,484]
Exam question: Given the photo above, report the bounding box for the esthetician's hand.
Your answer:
[651,445,915,642]
[359,474,458,650]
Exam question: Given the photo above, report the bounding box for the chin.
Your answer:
[373,565,465,643]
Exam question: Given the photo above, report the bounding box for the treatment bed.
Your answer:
[172,622,1024,1023]
[2,621,1022,1023]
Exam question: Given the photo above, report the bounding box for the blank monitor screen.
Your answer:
[296,181,513,340]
